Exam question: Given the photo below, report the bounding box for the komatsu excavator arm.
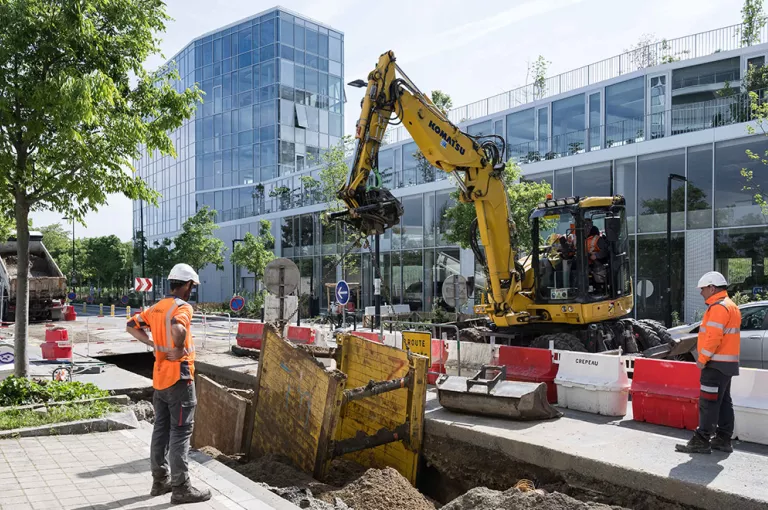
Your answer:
[330,51,527,323]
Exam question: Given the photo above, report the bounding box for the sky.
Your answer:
[30,0,747,240]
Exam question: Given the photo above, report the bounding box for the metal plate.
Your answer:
[264,258,300,296]
[442,274,468,308]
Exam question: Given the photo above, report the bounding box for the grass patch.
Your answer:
[0,401,118,430]
[0,376,109,407]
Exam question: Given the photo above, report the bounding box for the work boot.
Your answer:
[675,432,711,454]
[150,477,172,497]
[171,482,212,505]
[711,434,734,453]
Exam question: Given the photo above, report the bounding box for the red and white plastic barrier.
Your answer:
[554,351,630,416]
[499,346,559,403]
[41,327,72,360]
[235,322,265,349]
[428,340,449,385]
[630,358,699,430]
[732,368,768,445]
[352,331,383,344]
[285,325,316,345]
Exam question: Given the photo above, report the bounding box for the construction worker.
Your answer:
[126,263,211,504]
[676,271,741,454]
[585,226,608,290]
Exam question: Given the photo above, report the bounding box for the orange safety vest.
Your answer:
[586,235,600,254]
[128,297,196,390]
[698,290,741,376]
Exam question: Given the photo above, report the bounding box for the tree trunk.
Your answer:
[13,194,30,377]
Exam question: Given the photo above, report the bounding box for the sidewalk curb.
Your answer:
[0,409,139,439]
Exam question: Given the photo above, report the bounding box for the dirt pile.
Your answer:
[320,467,435,510]
[129,400,154,423]
[270,487,350,510]
[442,486,629,510]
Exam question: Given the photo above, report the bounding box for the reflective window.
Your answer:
[715,227,768,294]
[588,92,601,151]
[537,108,548,156]
[525,171,553,190]
[637,149,685,233]
[552,93,585,156]
[280,20,293,46]
[636,233,685,321]
[424,192,436,248]
[378,149,395,189]
[402,142,419,187]
[715,136,768,227]
[467,121,492,136]
[280,60,294,87]
[281,217,294,257]
[687,144,713,229]
[402,250,423,311]
[329,37,341,62]
[605,77,644,148]
[573,162,611,198]
[506,108,535,161]
[435,190,456,246]
[554,168,572,198]
[614,157,636,233]
[260,19,276,46]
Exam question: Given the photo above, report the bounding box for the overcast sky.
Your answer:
[30,0,746,239]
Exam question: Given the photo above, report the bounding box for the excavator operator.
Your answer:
[586,225,609,292]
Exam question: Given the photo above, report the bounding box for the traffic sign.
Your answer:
[67,292,76,301]
[335,280,350,305]
[401,330,432,365]
[121,295,129,305]
[442,274,469,309]
[230,295,246,312]
[134,278,153,292]
[86,295,94,304]
[264,258,300,296]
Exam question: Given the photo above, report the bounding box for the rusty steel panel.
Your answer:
[250,324,346,478]
[335,334,428,485]
[192,374,251,455]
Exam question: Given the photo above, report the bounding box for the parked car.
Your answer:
[666,301,768,369]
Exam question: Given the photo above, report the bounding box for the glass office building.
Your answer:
[136,21,768,323]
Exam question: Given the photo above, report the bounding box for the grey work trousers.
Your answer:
[151,379,197,487]
[697,367,735,440]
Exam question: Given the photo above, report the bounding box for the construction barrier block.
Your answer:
[236,322,265,349]
[499,346,559,404]
[64,306,77,322]
[630,358,699,430]
[285,325,316,345]
[41,341,72,360]
[428,340,448,385]
[352,331,383,344]
[732,368,768,445]
[555,351,630,416]
[44,328,69,343]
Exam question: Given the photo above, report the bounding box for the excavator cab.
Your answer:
[530,195,631,307]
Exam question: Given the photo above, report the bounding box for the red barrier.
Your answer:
[285,325,316,345]
[45,327,69,343]
[42,326,72,360]
[428,340,449,385]
[498,346,559,403]
[236,322,265,349]
[352,331,383,343]
[64,306,77,321]
[630,358,699,430]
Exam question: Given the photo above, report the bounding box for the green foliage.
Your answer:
[442,160,553,254]
[730,291,765,305]
[83,235,131,289]
[430,90,453,116]
[624,34,689,69]
[0,376,107,407]
[530,56,550,99]
[173,206,225,273]
[0,401,116,430]
[741,0,767,46]
[146,237,174,280]
[231,220,275,284]
[640,183,709,216]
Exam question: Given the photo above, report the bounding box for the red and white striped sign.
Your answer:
[134,278,153,292]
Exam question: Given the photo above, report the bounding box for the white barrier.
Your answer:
[443,340,498,376]
[555,351,630,416]
[732,368,768,445]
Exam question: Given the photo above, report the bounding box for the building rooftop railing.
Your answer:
[384,22,767,144]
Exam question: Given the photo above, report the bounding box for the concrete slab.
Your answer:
[424,390,768,510]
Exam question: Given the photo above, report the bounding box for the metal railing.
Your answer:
[508,89,760,164]
[384,22,767,144]
[671,69,740,89]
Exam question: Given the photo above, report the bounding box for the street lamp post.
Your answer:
[666,173,687,328]
[232,238,244,296]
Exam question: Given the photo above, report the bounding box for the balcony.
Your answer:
[672,69,740,90]
[509,90,759,164]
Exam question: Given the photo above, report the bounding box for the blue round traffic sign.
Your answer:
[335,280,350,305]
[67,292,76,301]
[86,295,93,304]
[230,295,246,312]
[121,295,129,305]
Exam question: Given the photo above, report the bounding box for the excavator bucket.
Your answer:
[436,366,562,421]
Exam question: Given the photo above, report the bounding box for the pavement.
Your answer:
[424,391,768,510]
[0,425,298,510]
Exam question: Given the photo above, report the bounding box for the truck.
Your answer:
[0,232,67,322]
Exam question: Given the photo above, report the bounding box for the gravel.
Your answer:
[320,467,435,510]
[442,486,629,510]
[129,401,155,423]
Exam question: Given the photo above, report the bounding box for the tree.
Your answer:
[528,56,550,100]
[231,220,274,285]
[0,1,201,376]
[83,235,129,292]
[624,34,689,69]
[430,90,453,116]
[640,183,709,216]
[145,237,174,297]
[741,0,767,46]
[38,223,71,274]
[173,206,225,274]
[442,161,552,254]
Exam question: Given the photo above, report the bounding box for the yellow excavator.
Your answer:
[331,50,695,359]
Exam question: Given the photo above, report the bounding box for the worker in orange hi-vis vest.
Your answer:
[126,263,211,504]
[676,271,741,455]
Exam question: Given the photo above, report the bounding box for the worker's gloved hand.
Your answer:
[696,360,706,370]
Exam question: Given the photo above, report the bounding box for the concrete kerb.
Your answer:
[0,408,140,439]
[424,413,767,510]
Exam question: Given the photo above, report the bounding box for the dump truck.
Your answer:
[0,232,67,322]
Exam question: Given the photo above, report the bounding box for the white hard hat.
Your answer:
[168,263,200,285]
[697,271,727,288]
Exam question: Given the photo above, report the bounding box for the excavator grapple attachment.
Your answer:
[436,366,562,421]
